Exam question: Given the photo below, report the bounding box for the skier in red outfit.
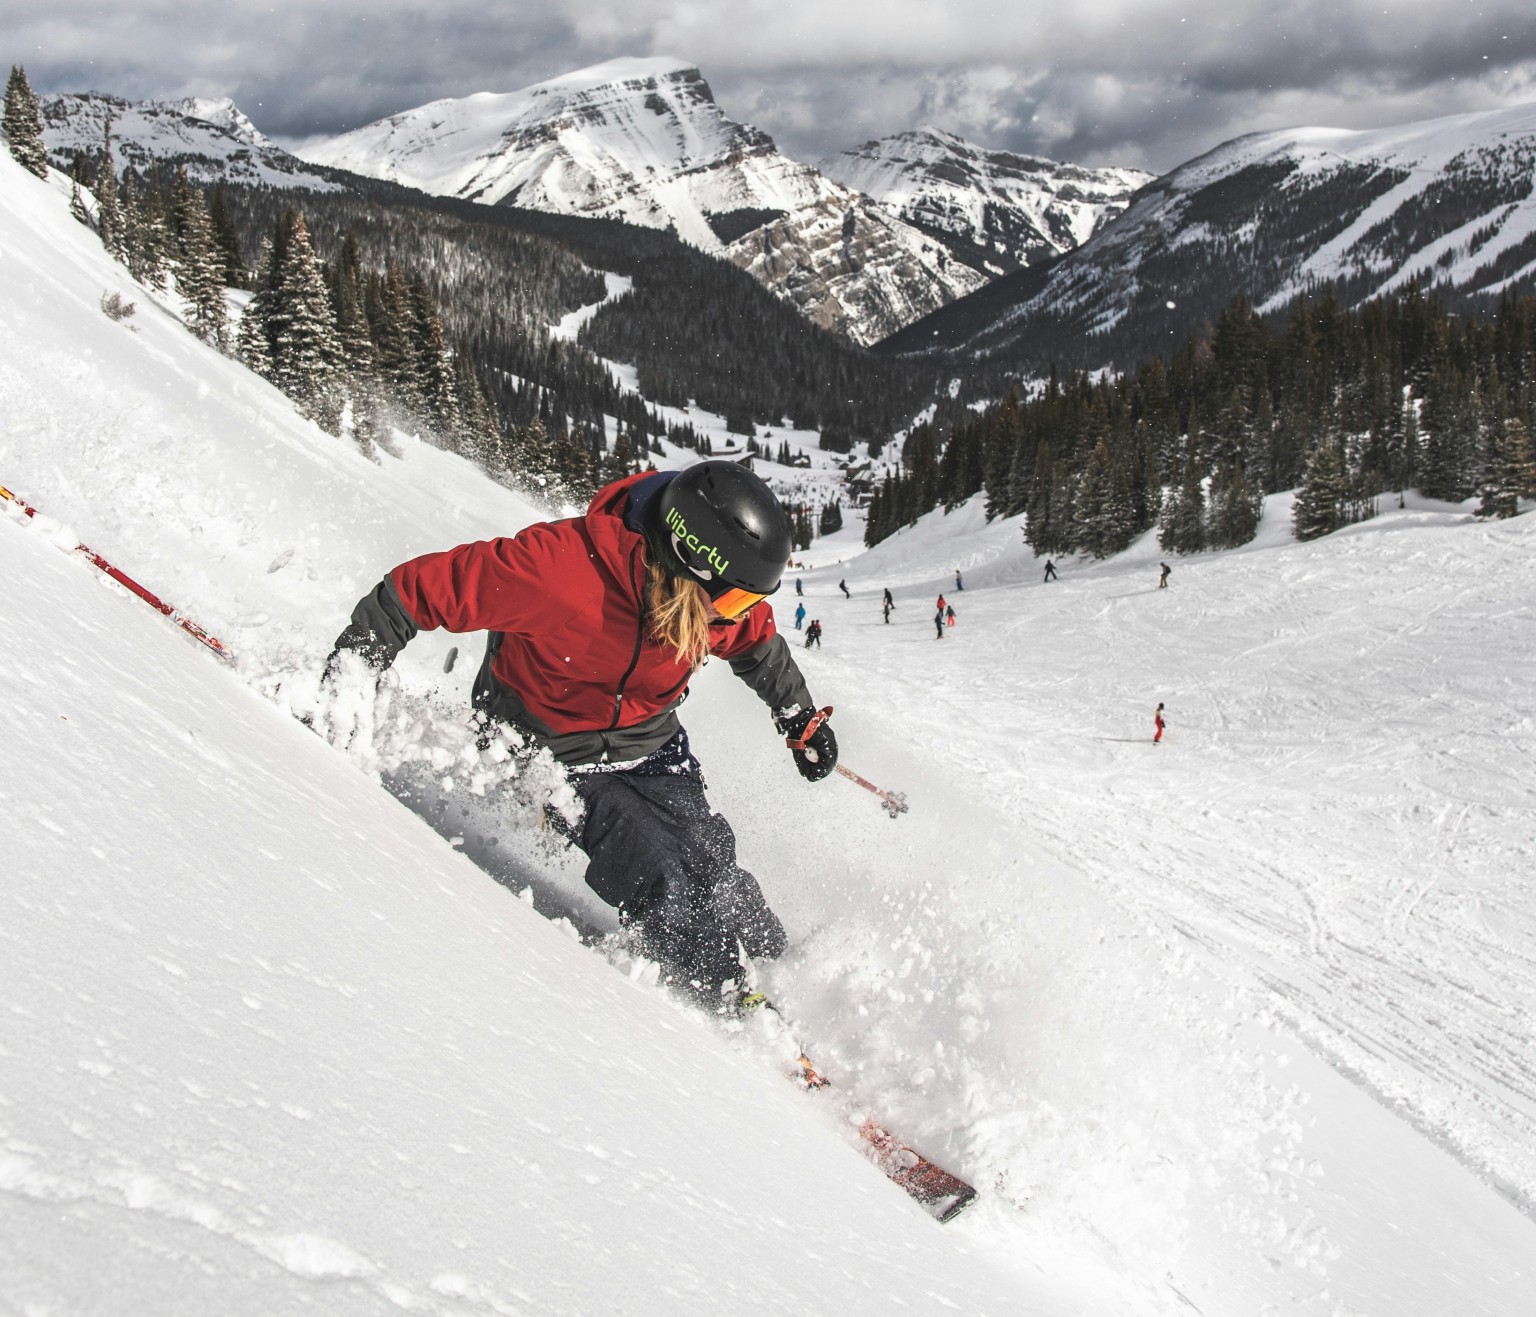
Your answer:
[1154,702,1166,744]
[327,461,838,1002]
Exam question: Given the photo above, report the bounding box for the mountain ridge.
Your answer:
[819,126,1152,275]
[292,57,991,345]
[891,98,1536,368]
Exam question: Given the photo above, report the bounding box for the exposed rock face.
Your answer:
[294,58,990,344]
[819,127,1152,275]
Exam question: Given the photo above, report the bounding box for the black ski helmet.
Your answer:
[654,460,792,599]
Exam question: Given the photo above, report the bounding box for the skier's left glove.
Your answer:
[775,705,838,783]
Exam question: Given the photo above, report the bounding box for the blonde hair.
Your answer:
[646,559,712,669]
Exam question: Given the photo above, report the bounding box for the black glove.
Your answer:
[324,620,395,685]
[775,705,838,783]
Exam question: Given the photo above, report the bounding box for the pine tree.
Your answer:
[793,505,814,551]
[171,172,227,347]
[1159,450,1207,554]
[908,425,939,519]
[1292,439,1347,541]
[1476,418,1536,519]
[4,65,49,179]
[270,213,343,431]
[373,263,422,406]
[604,431,637,484]
[1130,418,1164,533]
[1023,440,1056,556]
[452,353,502,466]
[983,395,1021,520]
[95,114,121,258]
[1075,439,1134,559]
[205,181,247,287]
[1208,462,1263,549]
[415,302,461,439]
[237,235,277,379]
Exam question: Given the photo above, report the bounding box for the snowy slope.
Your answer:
[4,148,1536,1315]
[0,149,1069,1317]
[293,57,985,345]
[933,99,1536,367]
[820,128,1152,272]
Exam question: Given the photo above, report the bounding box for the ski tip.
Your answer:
[931,1184,979,1223]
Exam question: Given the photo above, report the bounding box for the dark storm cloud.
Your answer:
[6,0,1536,172]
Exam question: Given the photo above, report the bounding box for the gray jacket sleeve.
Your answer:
[728,632,815,722]
[331,576,419,669]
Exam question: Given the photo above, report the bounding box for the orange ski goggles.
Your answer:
[710,585,769,619]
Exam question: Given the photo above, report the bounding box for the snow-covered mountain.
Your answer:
[7,143,1536,1317]
[38,91,343,191]
[820,128,1152,273]
[293,57,989,345]
[892,100,1536,365]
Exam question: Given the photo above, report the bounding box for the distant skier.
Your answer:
[1154,702,1166,744]
[1159,562,1171,589]
[882,587,894,624]
[1043,559,1058,582]
[795,576,803,597]
[805,619,822,648]
[945,604,956,629]
[936,593,946,613]
[955,570,964,591]
[793,601,806,630]
[324,460,838,1004]
[882,587,894,609]
[839,579,851,599]
[934,607,945,639]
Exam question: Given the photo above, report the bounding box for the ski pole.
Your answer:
[784,706,908,819]
[835,763,909,819]
[1,480,234,664]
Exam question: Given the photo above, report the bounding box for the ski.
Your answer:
[1,479,234,664]
[735,992,978,1223]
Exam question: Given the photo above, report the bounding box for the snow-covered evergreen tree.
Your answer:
[1159,451,1207,554]
[330,235,382,456]
[1292,439,1347,540]
[270,214,343,432]
[95,116,121,259]
[4,65,49,179]
[237,236,277,380]
[1075,439,1135,559]
[1208,461,1263,549]
[414,300,461,439]
[373,264,422,406]
[1476,418,1536,519]
[171,171,227,347]
[1022,440,1056,557]
[604,431,638,485]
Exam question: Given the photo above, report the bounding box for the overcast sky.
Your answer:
[7,1,1536,172]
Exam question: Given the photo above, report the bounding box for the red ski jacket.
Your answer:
[364,473,807,763]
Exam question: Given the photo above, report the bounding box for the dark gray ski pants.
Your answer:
[571,770,786,992]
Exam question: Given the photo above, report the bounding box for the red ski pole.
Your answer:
[784,706,909,819]
[1,480,234,664]
[835,763,908,819]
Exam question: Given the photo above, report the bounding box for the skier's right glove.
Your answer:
[323,620,394,687]
[775,705,838,783]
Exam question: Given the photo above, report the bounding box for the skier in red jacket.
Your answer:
[328,462,838,1003]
